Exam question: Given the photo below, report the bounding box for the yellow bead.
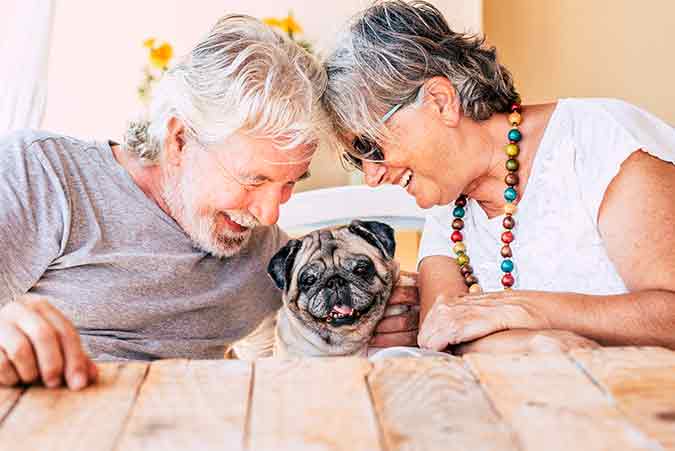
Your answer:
[505,143,519,157]
[457,254,470,267]
[469,284,482,294]
[453,242,466,255]
[504,203,517,215]
[508,111,522,126]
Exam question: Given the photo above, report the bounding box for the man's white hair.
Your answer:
[124,14,329,162]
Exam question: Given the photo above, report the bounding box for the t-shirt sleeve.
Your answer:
[0,132,68,305]
[572,99,675,227]
[416,206,455,270]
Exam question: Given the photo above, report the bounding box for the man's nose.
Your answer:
[362,161,386,187]
[250,189,282,226]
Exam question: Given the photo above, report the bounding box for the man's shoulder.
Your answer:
[0,129,94,163]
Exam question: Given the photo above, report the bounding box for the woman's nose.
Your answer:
[362,161,386,187]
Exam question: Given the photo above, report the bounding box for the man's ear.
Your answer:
[267,239,303,291]
[422,77,461,127]
[164,117,187,166]
[348,220,396,260]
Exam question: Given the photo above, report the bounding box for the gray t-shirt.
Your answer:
[0,130,286,360]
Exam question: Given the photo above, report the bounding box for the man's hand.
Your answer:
[418,291,550,351]
[370,271,420,348]
[0,294,97,390]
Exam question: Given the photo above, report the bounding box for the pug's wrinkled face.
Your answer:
[268,220,398,351]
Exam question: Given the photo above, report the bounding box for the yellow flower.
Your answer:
[149,42,173,70]
[263,14,303,36]
[143,38,156,49]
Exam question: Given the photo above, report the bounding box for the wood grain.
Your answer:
[0,362,148,451]
[368,356,519,451]
[571,347,675,450]
[248,358,380,451]
[465,352,661,451]
[115,359,251,451]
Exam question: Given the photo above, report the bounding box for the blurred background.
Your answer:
[1,0,673,193]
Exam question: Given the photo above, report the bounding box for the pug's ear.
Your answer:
[348,220,396,260]
[267,239,302,290]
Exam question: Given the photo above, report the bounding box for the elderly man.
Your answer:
[0,15,418,391]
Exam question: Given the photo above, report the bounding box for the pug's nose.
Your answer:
[326,276,346,289]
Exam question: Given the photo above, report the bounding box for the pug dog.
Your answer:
[267,220,411,358]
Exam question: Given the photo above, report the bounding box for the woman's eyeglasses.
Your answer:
[344,102,404,172]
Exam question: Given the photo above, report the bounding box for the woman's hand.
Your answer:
[417,290,551,351]
[452,329,600,355]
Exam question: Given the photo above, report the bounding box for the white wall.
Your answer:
[40,0,481,190]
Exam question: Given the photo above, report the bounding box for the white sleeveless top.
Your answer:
[417,98,675,295]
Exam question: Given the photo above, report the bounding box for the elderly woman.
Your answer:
[322,1,675,353]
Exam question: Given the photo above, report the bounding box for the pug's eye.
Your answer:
[352,261,374,277]
[300,273,317,287]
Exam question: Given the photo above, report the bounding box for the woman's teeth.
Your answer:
[399,169,413,188]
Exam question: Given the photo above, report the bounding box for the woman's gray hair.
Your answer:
[124,14,328,163]
[323,0,519,146]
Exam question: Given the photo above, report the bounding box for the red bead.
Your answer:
[502,273,515,287]
[460,265,474,276]
[510,103,521,113]
[454,196,467,207]
[501,231,514,243]
[451,231,463,242]
[500,245,512,258]
[503,216,515,229]
[452,218,464,230]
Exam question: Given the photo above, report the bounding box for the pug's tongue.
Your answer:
[332,304,354,316]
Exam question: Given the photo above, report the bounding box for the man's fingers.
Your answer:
[4,302,65,388]
[0,347,19,386]
[369,330,417,348]
[88,359,98,383]
[375,310,419,334]
[387,286,419,305]
[32,302,92,390]
[0,321,39,384]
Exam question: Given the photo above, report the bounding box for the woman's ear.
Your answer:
[422,77,461,128]
[164,117,187,167]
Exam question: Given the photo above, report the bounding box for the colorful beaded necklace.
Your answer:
[450,102,523,293]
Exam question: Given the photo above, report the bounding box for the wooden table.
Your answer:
[1,347,674,451]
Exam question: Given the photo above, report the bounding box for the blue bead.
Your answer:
[501,259,514,273]
[504,187,517,201]
[453,206,465,218]
[508,128,522,142]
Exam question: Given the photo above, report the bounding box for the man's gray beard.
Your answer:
[161,169,254,259]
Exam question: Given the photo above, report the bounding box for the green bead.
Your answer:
[457,254,470,266]
[501,259,514,273]
[453,206,465,218]
[508,128,522,142]
[504,187,517,201]
[506,159,519,171]
[505,143,519,157]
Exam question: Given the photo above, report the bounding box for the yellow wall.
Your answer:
[483,0,675,125]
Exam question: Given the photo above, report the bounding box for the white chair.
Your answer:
[279,185,428,272]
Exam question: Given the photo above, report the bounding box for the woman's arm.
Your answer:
[418,150,675,350]
[418,255,467,324]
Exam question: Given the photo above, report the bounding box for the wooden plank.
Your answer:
[115,359,251,451]
[0,362,148,451]
[368,356,519,451]
[465,353,661,451]
[571,347,675,450]
[248,358,381,451]
[0,387,23,425]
